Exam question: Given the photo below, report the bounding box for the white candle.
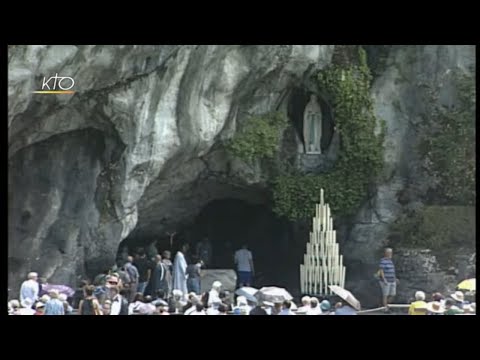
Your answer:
[300,265,304,293]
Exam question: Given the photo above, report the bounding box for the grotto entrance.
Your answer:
[118,194,305,293]
[186,199,299,290]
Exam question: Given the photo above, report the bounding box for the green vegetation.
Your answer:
[418,72,475,205]
[391,206,475,250]
[226,112,288,163]
[272,47,385,220]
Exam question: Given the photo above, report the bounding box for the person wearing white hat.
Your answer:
[20,272,39,308]
[34,302,46,315]
[262,301,274,315]
[426,301,445,315]
[450,291,467,309]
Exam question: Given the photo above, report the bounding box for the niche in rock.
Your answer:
[287,87,335,154]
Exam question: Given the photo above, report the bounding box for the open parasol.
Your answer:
[235,287,258,303]
[457,278,475,292]
[328,285,361,311]
[42,284,75,298]
[255,286,293,304]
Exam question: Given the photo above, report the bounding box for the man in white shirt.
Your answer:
[234,244,254,287]
[110,287,127,315]
[20,272,39,308]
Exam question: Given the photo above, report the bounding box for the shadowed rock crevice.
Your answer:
[8,128,124,286]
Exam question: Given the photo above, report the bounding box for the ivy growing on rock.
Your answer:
[272,47,385,220]
[390,206,475,251]
[418,72,475,205]
[227,112,288,163]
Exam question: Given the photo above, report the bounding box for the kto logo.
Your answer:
[33,73,75,94]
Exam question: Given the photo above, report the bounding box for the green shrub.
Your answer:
[227,112,288,163]
[272,47,385,220]
[418,72,475,205]
[391,206,475,250]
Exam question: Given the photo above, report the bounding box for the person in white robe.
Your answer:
[173,244,189,298]
[20,272,39,308]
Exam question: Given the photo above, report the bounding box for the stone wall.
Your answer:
[200,269,237,294]
[394,248,476,302]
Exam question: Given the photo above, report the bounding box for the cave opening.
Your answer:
[119,197,302,292]
[188,198,298,289]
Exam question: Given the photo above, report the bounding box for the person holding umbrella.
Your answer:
[329,285,361,313]
[279,300,296,315]
[334,301,357,315]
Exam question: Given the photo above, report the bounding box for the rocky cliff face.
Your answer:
[8,45,334,291]
[343,45,475,305]
[8,45,475,304]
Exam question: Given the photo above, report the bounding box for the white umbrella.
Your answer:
[235,287,258,303]
[255,286,293,304]
[329,285,361,311]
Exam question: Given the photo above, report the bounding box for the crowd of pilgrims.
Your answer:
[9,238,475,315]
[9,236,343,315]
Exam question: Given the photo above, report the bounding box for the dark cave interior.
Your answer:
[120,198,304,291]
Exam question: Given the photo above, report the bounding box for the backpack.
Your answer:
[119,268,131,285]
[119,297,129,315]
[125,264,139,284]
[81,298,100,315]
